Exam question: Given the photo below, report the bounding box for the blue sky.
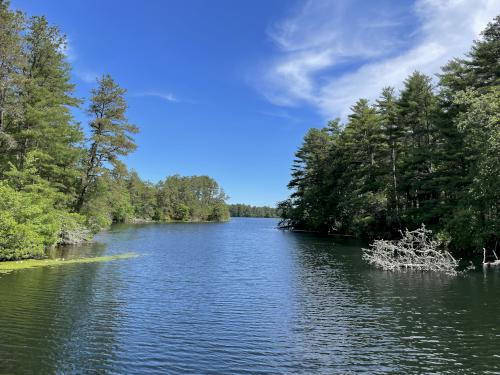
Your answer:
[11,0,499,206]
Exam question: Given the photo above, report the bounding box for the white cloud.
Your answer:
[259,0,500,119]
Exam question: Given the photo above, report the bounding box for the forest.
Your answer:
[279,16,499,256]
[0,2,229,260]
[228,204,278,218]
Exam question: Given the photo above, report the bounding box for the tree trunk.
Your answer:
[391,146,400,224]
[75,141,98,212]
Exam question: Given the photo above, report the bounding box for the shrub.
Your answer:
[0,183,54,260]
[0,181,87,260]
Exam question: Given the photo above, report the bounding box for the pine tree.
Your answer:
[280,16,499,254]
[466,15,500,89]
[0,1,24,162]
[376,87,401,228]
[6,15,83,198]
[397,72,439,225]
[76,75,138,211]
[341,99,387,236]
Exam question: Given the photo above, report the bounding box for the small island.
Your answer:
[0,4,233,261]
[228,203,279,218]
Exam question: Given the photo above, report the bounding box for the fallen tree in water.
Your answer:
[362,225,459,275]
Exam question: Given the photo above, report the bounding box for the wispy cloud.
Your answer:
[62,38,100,84]
[60,37,78,62]
[134,92,179,103]
[258,109,301,123]
[74,69,99,84]
[258,0,500,119]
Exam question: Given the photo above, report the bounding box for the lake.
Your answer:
[1,218,499,374]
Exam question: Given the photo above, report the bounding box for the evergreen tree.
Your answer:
[13,16,82,198]
[0,1,24,163]
[279,120,351,233]
[341,99,388,236]
[0,1,231,261]
[397,72,439,225]
[280,15,499,254]
[466,15,500,89]
[376,87,402,228]
[228,204,278,218]
[446,88,500,252]
[76,75,138,211]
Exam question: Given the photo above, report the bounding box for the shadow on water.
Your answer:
[46,240,107,259]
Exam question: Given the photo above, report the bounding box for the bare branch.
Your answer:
[362,224,459,275]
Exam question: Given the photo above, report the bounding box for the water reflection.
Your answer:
[1,219,499,374]
[46,241,107,259]
[283,232,500,373]
[0,244,124,373]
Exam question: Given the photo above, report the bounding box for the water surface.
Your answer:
[1,218,499,374]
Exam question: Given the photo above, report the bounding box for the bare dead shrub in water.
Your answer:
[362,225,459,275]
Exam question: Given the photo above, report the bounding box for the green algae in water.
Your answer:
[0,252,138,273]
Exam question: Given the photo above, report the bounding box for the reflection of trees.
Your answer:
[281,233,406,372]
[0,240,123,374]
[361,261,500,372]
[284,231,500,373]
[47,240,107,259]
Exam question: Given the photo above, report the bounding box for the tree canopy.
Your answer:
[228,204,278,218]
[0,1,229,260]
[279,16,500,255]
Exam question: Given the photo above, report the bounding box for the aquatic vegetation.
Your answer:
[0,252,138,273]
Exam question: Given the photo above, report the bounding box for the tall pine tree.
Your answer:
[76,75,138,211]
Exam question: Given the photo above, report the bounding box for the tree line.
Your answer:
[0,1,228,260]
[279,15,499,256]
[228,204,278,218]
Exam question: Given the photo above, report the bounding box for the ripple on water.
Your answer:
[1,218,499,374]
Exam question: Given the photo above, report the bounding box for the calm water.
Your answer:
[1,218,500,374]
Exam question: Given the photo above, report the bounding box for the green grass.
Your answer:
[0,252,138,273]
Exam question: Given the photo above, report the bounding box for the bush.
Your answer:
[0,183,54,260]
[0,211,45,260]
[209,203,230,222]
[80,196,113,233]
[0,181,88,260]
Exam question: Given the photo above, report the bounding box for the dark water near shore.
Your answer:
[1,218,499,374]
